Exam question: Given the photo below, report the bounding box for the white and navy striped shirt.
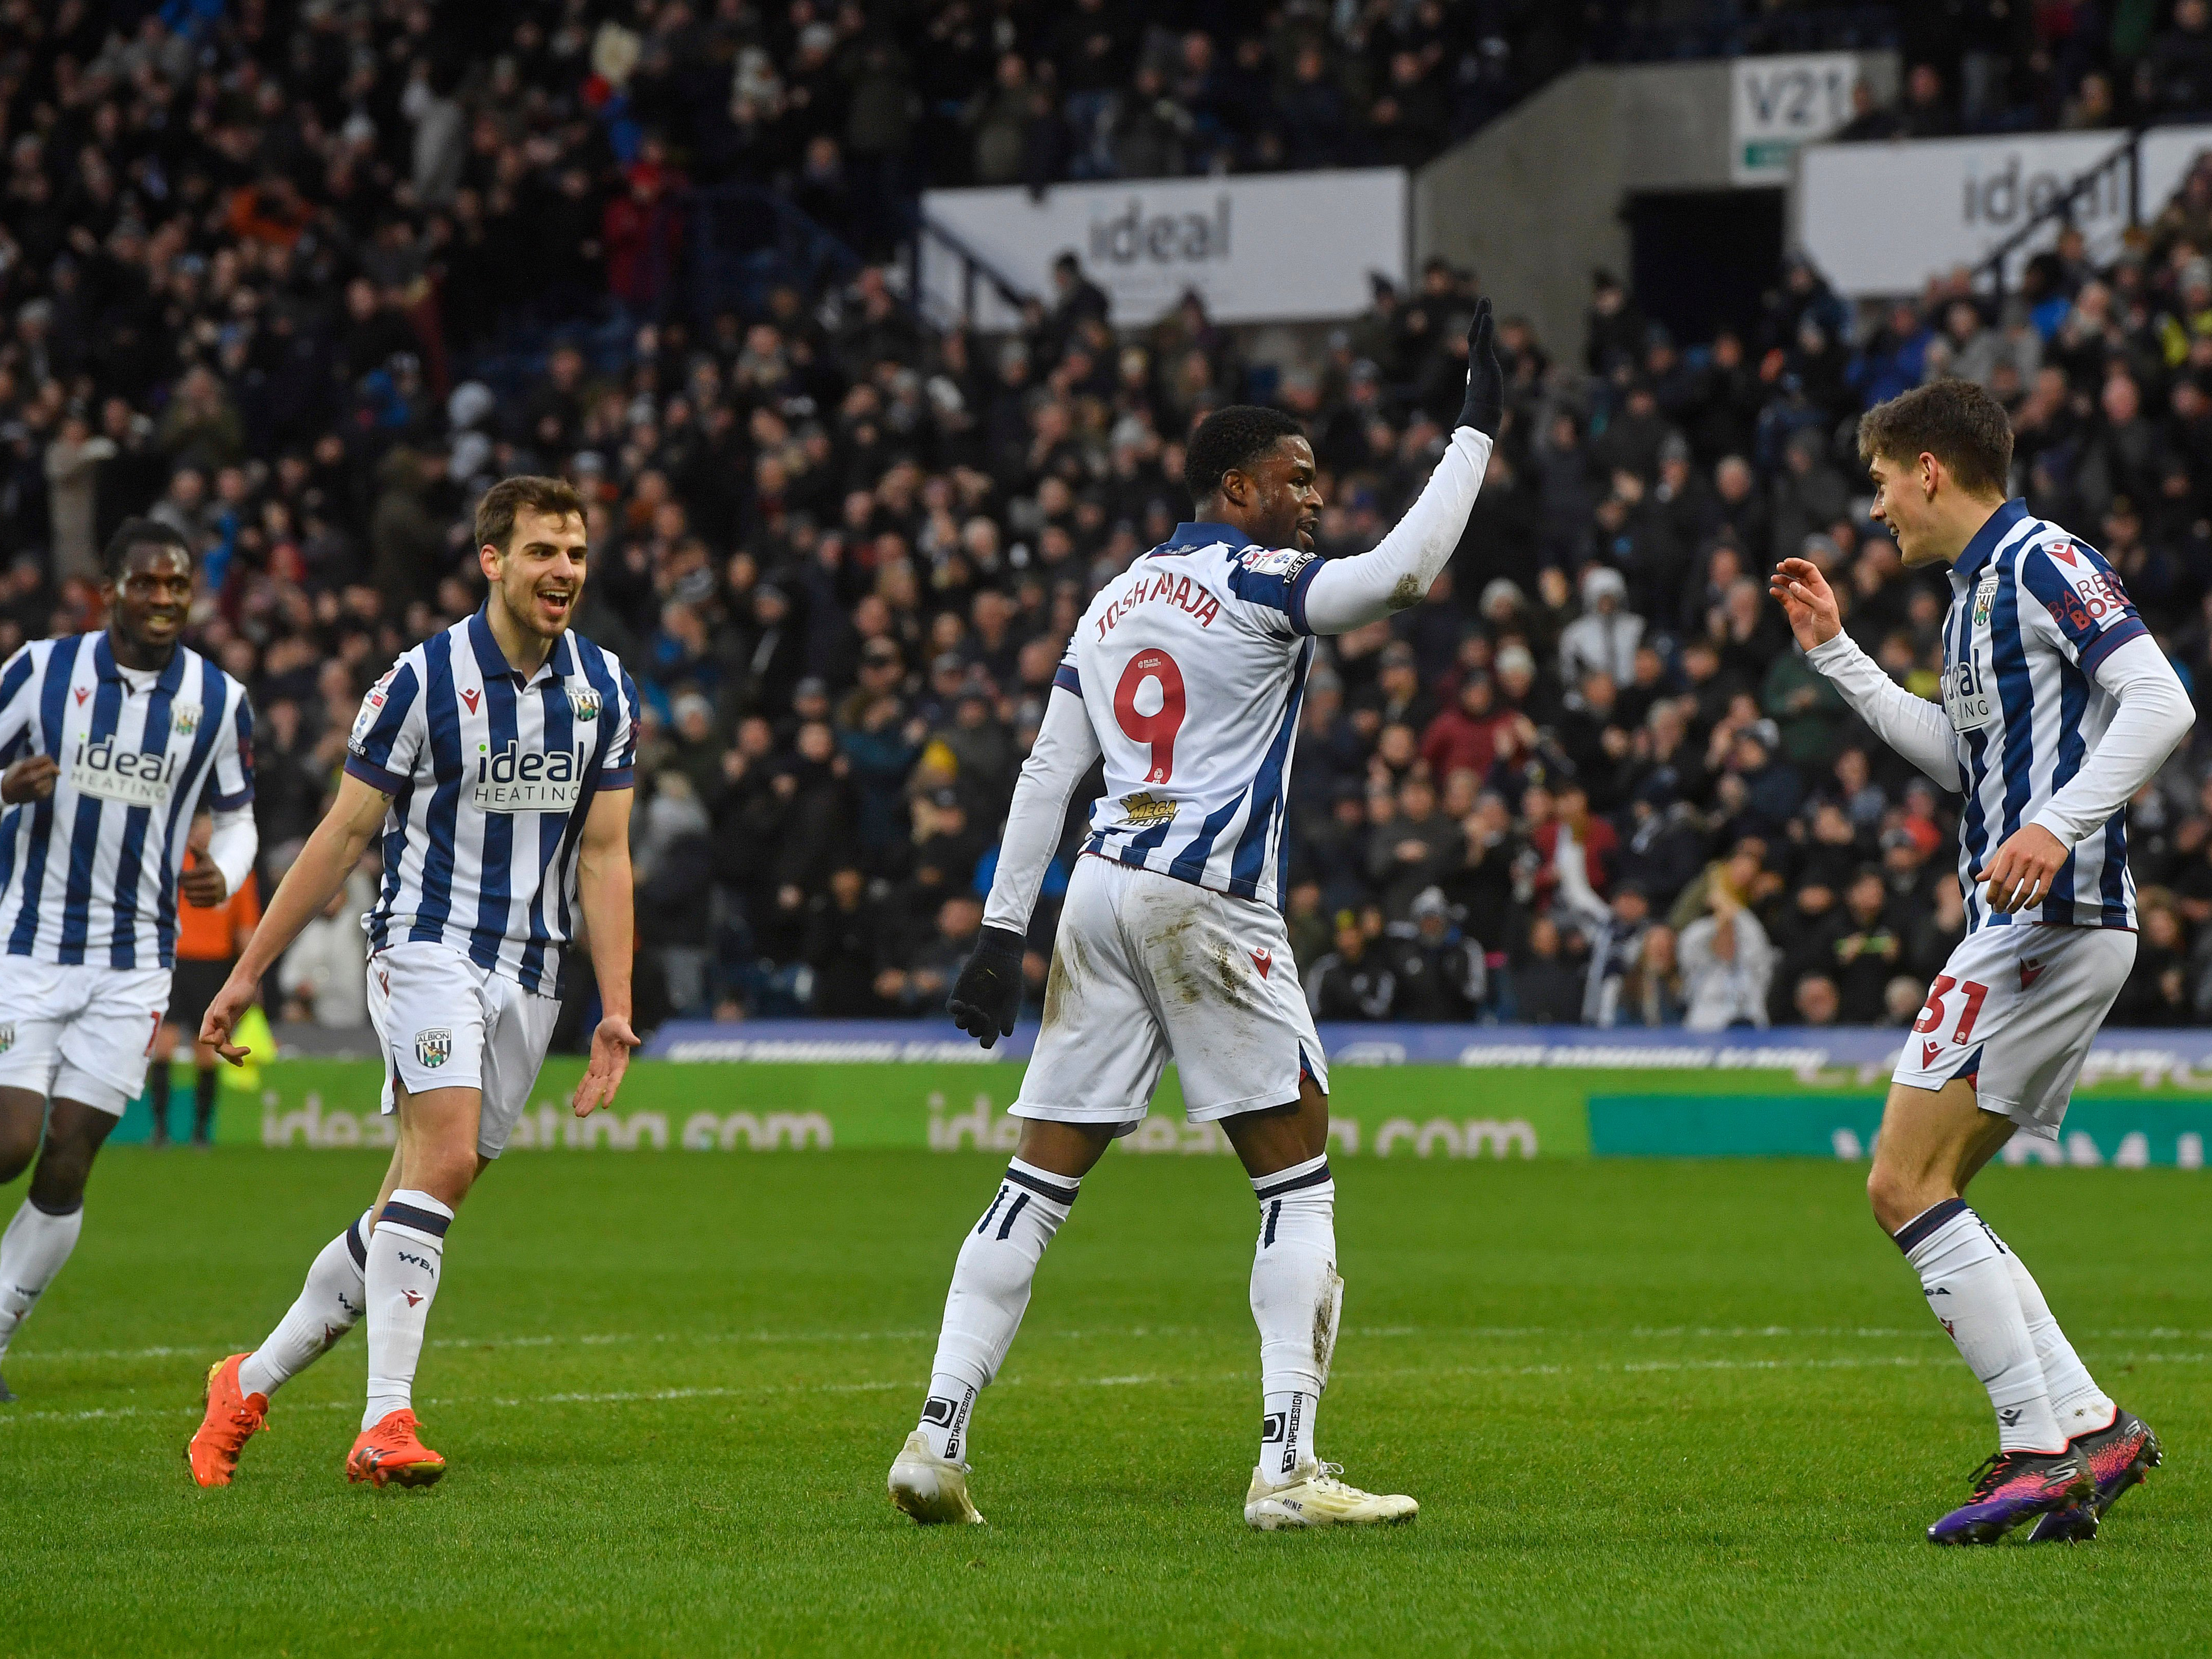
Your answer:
[343,611,638,996]
[1943,499,2146,932]
[0,632,253,970]
[1068,520,1322,909]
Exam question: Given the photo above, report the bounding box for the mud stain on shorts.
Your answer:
[1041,931,1088,1030]
[1148,908,1210,1007]
[1209,939,1252,1008]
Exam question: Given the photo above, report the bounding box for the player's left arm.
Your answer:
[1296,300,1502,636]
[572,666,642,1116]
[1979,549,2194,913]
[571,784,638,1118]
[182,688,258,908]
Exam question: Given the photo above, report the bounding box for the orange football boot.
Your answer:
[346,1409,446,1488]
[186,1354,269,1488]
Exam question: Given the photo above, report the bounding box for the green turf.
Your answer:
[1,1149,2206,1657]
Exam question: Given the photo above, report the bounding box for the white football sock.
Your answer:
[362,1190,452,1431]
[2002,1247,2117,1439]
[239,1210,374,1399]
[0,1198,85,1363]
[1896,1199,2062,1453]
[1251,1154,1341,1484]
[916,1159,1079,1462]
[916,1374,977,1463]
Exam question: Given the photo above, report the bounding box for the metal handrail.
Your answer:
[906,213,1035,328]
[1973,129,2143,299]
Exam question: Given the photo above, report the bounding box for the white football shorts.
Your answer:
[1012,854,1328,1134]
[1891,921,2135,1140]
[366,940,560,1158]
[0,958,171,1116]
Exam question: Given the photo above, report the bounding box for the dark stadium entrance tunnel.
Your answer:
[1625,188,1784,348]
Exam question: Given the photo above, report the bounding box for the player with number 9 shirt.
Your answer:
[883,301,1506,1530]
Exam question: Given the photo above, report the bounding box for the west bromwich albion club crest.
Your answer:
[568,685,601,722]
[415,1028,453,1068]
[169,701,201,736]
[1973,571,1999,628]
[0,1023,12,1055]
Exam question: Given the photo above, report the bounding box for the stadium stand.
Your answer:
[5,3,2212,1038]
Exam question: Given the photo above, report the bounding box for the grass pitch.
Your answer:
[1,1146,2207,1657]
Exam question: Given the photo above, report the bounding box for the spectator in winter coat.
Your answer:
[1679,891,1774,1030]
[1384,887,1488,1020]
[1419,673,1511,790]
[1510,915,1587,1023]
[1308,911,1402,1021]
[1558,565,1643,687]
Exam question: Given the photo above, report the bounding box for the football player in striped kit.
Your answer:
[0,519,257,1402]
[188,476,641,1489]
[887,302,1504,1530]
[1772,379,2193,1545]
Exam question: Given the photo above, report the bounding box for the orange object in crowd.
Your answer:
[177,853,261,962]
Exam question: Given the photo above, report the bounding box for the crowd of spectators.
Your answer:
[1837,0,2212,141]
[10,2,2212,1036]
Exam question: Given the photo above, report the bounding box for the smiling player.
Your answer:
[0,519,256,1402]
[886,302,1503,1529]
[188,476,641,1488]
[1771,380,2193,1544]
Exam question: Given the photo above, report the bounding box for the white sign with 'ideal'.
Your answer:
[1796,129,2135,296]
[919,169,1408,329]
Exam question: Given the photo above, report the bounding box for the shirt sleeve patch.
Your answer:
[350,667,398,748]
[1237,546,1316,579]
[2020,543,2141,664]
[1227,546,1320,623]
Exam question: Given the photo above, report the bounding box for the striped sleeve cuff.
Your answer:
[1286,556,1324,635]
[343,753,406,794]
[208,784,255,810]
[1052,662,1082,696]
[2077,616,2149,676]
[598,767,635,791]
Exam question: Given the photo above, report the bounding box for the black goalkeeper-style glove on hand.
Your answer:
[1458,295,1503,439]
[948,924,1027,1048]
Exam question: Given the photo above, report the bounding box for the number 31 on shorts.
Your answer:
[1914,975,1989,1044]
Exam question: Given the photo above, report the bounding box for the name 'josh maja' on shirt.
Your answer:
[1094,569,1222,638]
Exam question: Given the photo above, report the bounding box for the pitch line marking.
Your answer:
[11,1351,2208,1430]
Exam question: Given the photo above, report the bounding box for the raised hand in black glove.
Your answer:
[947,924,1027,1048]
[1458,295,1503,439]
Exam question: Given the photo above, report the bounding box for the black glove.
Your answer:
[947,924,1027,1048]
[1458,295,1503,439]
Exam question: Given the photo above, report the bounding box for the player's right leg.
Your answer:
[339,942,505,1489]
[0,963,159,1400]
[345,1078,480,1488]
[1868,1077,2091,1543]
[1121,866,1413,1528]
[188,1144,398,1487]
[0,1088,49,1403]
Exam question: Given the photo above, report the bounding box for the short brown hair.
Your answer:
[1856,378,2014,497]
[475,474,587,554]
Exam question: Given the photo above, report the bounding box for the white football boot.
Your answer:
[888,1431,985,1525]
[1244,1459,1418,1530]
